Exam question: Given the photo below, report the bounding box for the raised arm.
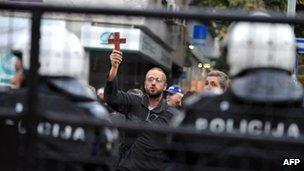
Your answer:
[104,50,140,113]
[108,50,122,81]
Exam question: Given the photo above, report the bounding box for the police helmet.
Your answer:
[11,20,88,82]
[227,22,296,76]
[226,14,303,103]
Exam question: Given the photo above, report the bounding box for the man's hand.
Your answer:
[110,50,123,69]
[108,50,122,81]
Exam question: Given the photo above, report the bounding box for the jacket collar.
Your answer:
[141,94,167,114]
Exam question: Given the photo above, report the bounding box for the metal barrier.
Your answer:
[1,2,304,171]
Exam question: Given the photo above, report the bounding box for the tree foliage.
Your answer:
[192,0,267,9]
[191,0,289,72]
[192,0,287,10]
[192,0,287,39]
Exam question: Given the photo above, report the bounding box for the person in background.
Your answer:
[97,86,116,113]
[166,85,183,108]
[204,70,229,94]
[11,50,25,89]
[97,87,105,102]
[181,90,197,106]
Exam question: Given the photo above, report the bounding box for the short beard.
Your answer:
[148,92,162,99]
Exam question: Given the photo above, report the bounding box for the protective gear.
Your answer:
[0,17,29,87]
[19,25,87,82]
[232,69,303,103]
[0,17,117,171]
[174,89,304,171]
[0,16,88,82]
[0,77,119,171]
[227,21,303,103]
[227,22,296,76]
[170,16,304,171]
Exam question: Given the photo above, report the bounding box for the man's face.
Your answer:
[144,69,167,99]
[204,76,221,91]
[97,89,105,101]
[98,92,104,101]
[11,58,24,89]
[166,93,182,107]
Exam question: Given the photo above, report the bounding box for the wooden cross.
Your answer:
[108,32,126,51]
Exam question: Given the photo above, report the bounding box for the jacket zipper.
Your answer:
[146,109,151,121]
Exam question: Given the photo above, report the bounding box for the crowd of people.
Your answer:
[77,47,231,170]
[82,49,232,171]
[83,15,304,170]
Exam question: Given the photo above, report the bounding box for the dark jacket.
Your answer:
[171,89,304,171]
[105,79,177,171]
[0,76,114,171]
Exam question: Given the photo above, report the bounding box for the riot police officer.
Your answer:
[172,16,304,171]
[0,20,118,171]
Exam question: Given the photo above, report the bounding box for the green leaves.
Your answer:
[190,0,288,72]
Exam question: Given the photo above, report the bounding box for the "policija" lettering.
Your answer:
[37,122,85,141]
[195,117,301,138]
[17,121,86,141]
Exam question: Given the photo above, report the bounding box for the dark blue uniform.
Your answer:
[171,72,304,171]
[0,76,117,171]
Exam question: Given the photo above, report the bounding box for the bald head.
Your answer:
[146,67,167,83]
[144,67,167,99]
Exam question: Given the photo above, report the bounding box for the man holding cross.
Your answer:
[104,42,178,170]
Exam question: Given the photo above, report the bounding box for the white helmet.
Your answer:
[227,22,296,76]
[227,20,303,103]
[0,17,29,87]
[0,17,88,83]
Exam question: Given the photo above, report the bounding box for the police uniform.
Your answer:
[176,85,304,170]
[0,76,118,171]
[171,18,304,171]
[0,24,118,171]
